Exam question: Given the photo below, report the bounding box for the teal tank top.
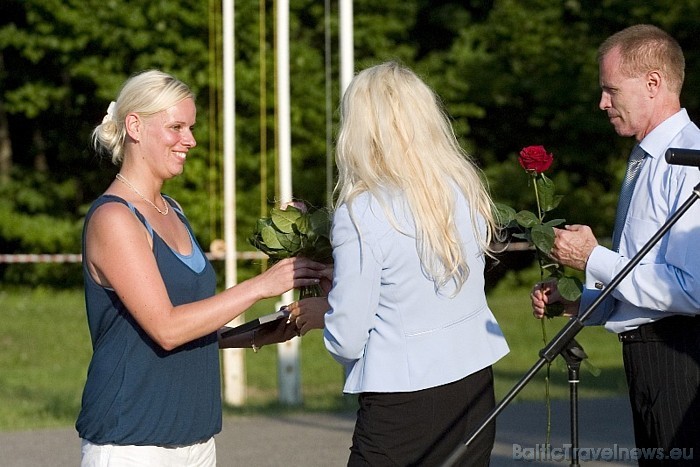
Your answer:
[76,195,221,445]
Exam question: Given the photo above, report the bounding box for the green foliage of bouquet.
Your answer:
[249,202,333,298]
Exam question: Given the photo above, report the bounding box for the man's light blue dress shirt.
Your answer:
[582,109,700,333]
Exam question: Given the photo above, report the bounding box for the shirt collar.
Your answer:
[639,108,690,159]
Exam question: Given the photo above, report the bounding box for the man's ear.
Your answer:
[647,70,661,97]
[125,113,142,142]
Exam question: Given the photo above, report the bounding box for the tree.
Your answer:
[0,0,212,285]
[419,0,700,238]
[2,0,700,287]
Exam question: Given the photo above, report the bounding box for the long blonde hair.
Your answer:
[334,61,497,292]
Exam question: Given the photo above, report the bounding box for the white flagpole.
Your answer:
[221,0,247,406]
[275,0,302,405]
[339,0,354,95]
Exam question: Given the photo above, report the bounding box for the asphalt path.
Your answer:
[0,397,636,466]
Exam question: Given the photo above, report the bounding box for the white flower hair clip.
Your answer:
[102,101,116,124]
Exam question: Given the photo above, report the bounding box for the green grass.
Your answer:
[0,267,627,431]
[0,287,91,431]
[488,268,628,402]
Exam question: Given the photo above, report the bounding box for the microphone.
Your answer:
[665,148,700,167]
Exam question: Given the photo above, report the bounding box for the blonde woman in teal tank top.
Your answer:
[77,70,331,466]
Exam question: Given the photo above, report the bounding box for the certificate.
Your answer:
[219,307,290,338]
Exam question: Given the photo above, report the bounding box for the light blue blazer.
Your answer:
[323,189,509,394]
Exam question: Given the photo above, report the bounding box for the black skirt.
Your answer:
[347,366,495,467]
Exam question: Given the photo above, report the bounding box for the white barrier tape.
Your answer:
[0,243,533,264]
[0,254,83,264]
[0,251,268,264]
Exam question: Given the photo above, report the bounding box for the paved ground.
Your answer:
[0,397,636,466]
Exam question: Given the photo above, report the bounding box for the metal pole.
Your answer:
[221,0,247,406]
[339,0,354,95]
[275,0,301,405]
[324,0,333,208]
[561,340,586,467]
[569,365,580,467]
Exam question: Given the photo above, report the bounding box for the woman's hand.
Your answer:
[287,297,329,336]
[318,263,334,295]
[253,315,300,347]
[218,314,299,350]
[251,257,329,300]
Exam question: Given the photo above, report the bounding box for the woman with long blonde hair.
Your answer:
[290,61,509,466]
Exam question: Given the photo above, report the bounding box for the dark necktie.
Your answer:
[611,144,647,251]
[587,144,647,325]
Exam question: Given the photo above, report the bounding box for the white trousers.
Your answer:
[80,437,216,467]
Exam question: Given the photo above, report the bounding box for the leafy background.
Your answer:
[2,0,700,287]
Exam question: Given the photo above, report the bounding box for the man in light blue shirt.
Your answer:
[532,25,700,465]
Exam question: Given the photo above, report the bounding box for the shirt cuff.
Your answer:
[585,245,619,286]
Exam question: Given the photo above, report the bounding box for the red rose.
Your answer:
[519,145,553,174]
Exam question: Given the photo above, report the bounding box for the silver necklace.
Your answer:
[115,173,169,216]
